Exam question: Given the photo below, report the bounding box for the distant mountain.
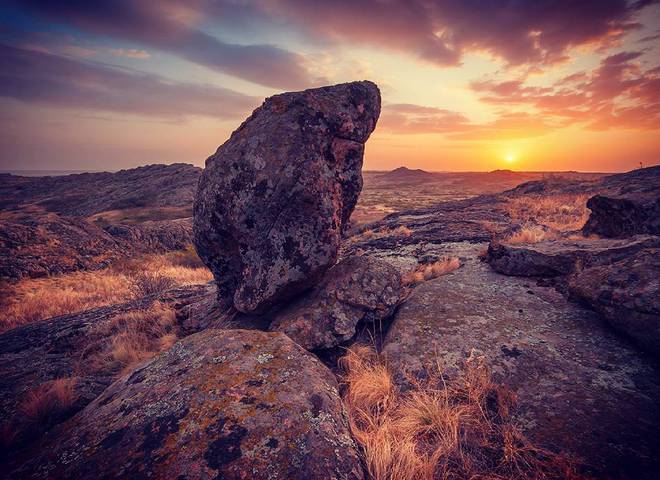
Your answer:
[379,166,438,183]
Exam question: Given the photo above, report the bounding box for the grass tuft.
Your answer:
[402,258,460,286]
[340,346,588,480]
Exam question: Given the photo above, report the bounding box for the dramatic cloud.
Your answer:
[17,0,312,89]
[0,44,258,118]
[249,0,656,67]
[471,50,660,130]
[379,104,470,133]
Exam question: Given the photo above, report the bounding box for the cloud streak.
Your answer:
[249,0,655,67]
[17,0,312,89]
[0,44,259,119]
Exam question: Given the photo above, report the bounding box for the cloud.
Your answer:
[109,48,150,59]
[246,0,654,67]
[379,104,470,134]
[470,50,660,130]
[17,0,312,89]
[0,44,259,119]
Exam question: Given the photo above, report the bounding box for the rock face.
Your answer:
[583,192,660,238]
[14,330,363,480]
[569,248,660,356]
[269,256,405,350]
[0,285,210,460]
[194,81,381,314]
[382,243,660,478]
[486,235,659,277]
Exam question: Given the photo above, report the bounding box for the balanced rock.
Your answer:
[270,256,405,350]
[194,81,381,313]
[13,330,363,480]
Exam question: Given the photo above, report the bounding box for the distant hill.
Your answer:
[0,163,201,217]
[379,166,438,183]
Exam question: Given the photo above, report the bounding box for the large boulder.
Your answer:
[0,284,211,462]
[582,192,659,238]
[12,330,363,480]
[568,248,660,356]
[269,256,405,350]
[382,243,660,478]
[194,81,381,314]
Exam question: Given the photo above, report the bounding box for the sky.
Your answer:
[1,1,660,173]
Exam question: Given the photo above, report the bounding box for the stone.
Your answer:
[193,81,381,314]
[582,180,659,238]
[381,243,660,478]
[269,256,406,350]
[486,235,659,277]
[568,248,660,357]
[0,284,211,462]
[12,330,363,480]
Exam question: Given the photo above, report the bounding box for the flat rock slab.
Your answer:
[13,329,363,480]
[487,235,659,277]
[382,243,660,478]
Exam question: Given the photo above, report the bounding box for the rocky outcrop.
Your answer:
[382,243,660,478]
[0,213,125,279]
[104,218,193,252]
[0,163,200,217]
[568,248,660,356]
[0,285,211,458]
[582,192,660,238]
[269,256,406,350]
[194,81,381,314]
[486,235,659,277]
[13,330,363,480]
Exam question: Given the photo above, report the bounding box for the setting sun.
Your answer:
[505,153,516,164]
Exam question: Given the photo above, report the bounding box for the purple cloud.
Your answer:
[0,44,259,118]
[17,0,312,89]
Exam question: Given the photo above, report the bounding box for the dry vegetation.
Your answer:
[402,258,460,286]
[19,378,78,426]
[83,301,179,376]
[503,225,558,245]
[352,225,413,244]
[504,194,590,232]
[340,346,586,480]
[0,245,212,332]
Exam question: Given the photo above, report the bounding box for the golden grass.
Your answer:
[352,225,413,244]
[402,258,460,286]
[504,194,590,232]
[340,346,587,480]
[85,301,179,375]
[20,378,78,425]
[0,246,212,332]
[503,225,558,245]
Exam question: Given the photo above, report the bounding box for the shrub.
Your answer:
[129,271,176,297]
[340,347,587,480]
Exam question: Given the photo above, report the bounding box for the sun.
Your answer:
[505,153,516,164]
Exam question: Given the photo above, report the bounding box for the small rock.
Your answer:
[270,256,406,350]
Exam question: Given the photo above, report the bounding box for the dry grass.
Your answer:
[340,346,586,480]
[352,225,413,244]
[84,301,179,375]
[503,225,558,245]
[402,258,460,286]
[0,246,212,332]
[504,194,590,232]
[20,378,78,425]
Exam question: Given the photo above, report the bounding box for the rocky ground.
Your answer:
[0,82,658,479]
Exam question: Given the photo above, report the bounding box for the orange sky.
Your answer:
[1,1,659,172]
